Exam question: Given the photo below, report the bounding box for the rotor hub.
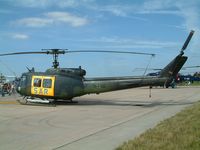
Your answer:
[42,49,67,68]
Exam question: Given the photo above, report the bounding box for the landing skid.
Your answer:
[69,99,78,104]
[17,97,78,106]
[17,96,56,106]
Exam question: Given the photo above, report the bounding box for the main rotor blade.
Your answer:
[180,30,195,55]
[134,68,161,71]
[0,51,47,56]
[0,49,155,56]
[67,50,155,56]
[183,65,200,69]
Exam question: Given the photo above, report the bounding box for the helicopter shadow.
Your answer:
[55,99,195,108]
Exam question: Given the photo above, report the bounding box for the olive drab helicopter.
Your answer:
[0,30,194,104]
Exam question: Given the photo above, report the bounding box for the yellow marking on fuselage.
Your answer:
[31,76,55,97]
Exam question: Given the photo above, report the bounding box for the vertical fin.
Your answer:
[159,30,194,78]
[159,56,187,77]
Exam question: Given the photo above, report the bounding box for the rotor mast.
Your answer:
[43,49,66,69]
[53,52,59,68]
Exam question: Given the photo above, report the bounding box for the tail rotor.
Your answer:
[180,30,195,56]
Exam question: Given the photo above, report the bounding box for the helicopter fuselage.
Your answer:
[17,68,86,100]
[16,53,188,102]
[16,68,171,101]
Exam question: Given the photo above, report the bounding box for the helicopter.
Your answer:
[0,30,194,104]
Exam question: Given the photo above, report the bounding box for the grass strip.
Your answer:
[116,101,200,150]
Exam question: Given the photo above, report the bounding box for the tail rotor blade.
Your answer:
[180,30,195,55]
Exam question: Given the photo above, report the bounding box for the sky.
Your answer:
[0,0,200,77]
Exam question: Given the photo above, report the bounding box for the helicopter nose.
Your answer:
[15,78,21,93]
[16,85,21,93]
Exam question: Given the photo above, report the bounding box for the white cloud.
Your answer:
[138,10,181,15]
[87,4,148,21]
[12,33,29,40]
[56,0,79,8]
[16,18,52,27]
[142,0,172,11]
[100,5,128,17]
[13,0,53,8]
[12,0,94,8]
[138,0,200,53]
[90,5,130,17]
[9,0,200,52]
[80,37,180,49]
[99,1,200,52]
[15,12,88,27]
[45,12,88,27]
[94,1,196,52]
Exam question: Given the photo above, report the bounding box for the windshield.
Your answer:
[19,75,27,87]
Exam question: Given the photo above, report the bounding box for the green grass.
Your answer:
[116,101,200,150]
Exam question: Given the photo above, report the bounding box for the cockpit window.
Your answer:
[43,79,52,88]
[20,75,27,87]
[33,78,41,87]
[21,75,26,82]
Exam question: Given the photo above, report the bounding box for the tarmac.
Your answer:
[0,86,200,150]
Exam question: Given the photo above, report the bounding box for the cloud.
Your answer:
[45,12,88,27]
[99,5,129,17]
[95,0,196,52]
[137,0,200,52]
[80,37,180,49]
[138,10,181,15]
[12,33,29,40]
[87,4,148,21]
[16,17,52,27]
[142,0,172,11]
[12,0,54,8]
[15,11,88,27]
[138,0,200,27]
[56,0,79,8]
[12,0,94,8]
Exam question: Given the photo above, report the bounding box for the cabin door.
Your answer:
[31,76,55,97]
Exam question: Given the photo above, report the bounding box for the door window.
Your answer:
[33,78,41,87]
[43,79,52,88]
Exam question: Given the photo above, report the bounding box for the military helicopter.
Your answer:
[0,30,194,104]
